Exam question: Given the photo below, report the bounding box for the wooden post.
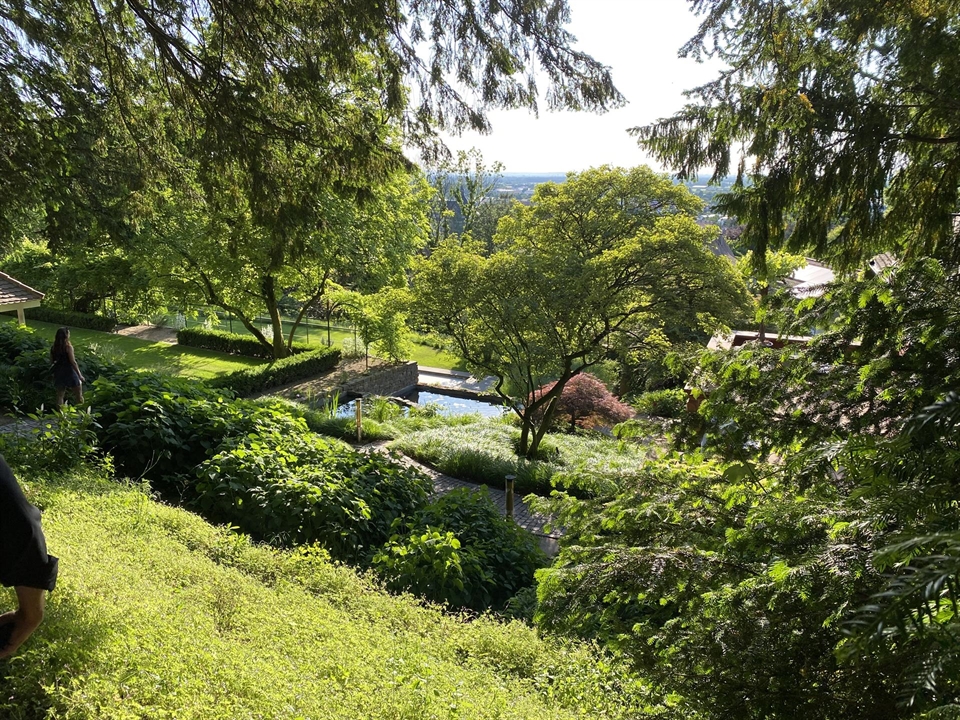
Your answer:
[16,308,25,325]
[505,474,516,519]
[355,397,363,442]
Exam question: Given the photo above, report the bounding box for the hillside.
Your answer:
[1,465,643,719]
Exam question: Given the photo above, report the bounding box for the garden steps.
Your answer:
[360,440,561,556]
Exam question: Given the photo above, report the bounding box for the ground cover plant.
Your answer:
[388,415,655,497]
[0,463,652,720]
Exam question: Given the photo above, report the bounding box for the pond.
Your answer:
[336,386,507,418]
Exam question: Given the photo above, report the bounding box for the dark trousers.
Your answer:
[0,455,58,591]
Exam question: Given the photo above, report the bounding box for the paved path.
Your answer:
[362,441,561,556]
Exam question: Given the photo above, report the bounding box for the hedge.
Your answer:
[176,326,312,359]
[25,306,117,332]
[207,346,341,396]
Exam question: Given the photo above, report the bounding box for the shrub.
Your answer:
[374,488,546,611]
[633,388,687,418]
[0,324,119,412]
[177,326,311,359]
[193,431,432,562]
[532,373,634,432]
[373,527,489,609]
[90,369,306,484]
[206,346,340,396]
[25,306,117,332]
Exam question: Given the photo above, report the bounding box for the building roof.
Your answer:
[0,271,44,309]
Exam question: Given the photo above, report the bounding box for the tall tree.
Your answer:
[633,0,960,269]
[413,166,750,458]
[153,169,429,358]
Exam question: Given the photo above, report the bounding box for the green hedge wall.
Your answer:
[25,307,117,332]
[207,346,341,396]
[177,326,312,359]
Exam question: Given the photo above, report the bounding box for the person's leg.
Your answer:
[55,387,66,408]
[0,586,45,659]
[71,385,83,405]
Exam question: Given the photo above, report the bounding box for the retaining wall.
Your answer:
[340,361,418,397]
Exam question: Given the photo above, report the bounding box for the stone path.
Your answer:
[362,441,561,556]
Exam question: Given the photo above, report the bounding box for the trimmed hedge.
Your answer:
[207,346,341,396]
[177,326,312,359]
[25,306,118,332]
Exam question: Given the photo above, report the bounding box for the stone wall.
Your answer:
[340,361,418,397]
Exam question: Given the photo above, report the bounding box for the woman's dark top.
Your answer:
[52,348,81,389]
[0,455,58,591]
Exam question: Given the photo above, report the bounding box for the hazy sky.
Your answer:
[437,0,721,174]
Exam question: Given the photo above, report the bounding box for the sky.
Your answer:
[437,0,722,174]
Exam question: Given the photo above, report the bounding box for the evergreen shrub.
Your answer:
[177,326,311,359]
[206,346,340,396]
[25,306,118,332]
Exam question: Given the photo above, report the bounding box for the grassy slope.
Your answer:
[4,317,263,379]
[1,467,643,720]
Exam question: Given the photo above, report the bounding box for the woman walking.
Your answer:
[51,327,84,408]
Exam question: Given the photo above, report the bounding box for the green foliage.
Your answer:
[632,388,687,419]
[177,326,311,359]
[90,368,304,483]
[375,488,546,611]
[3,463,652,719]
[634,0,960,267]
[390,416,652,497]
[206,346,340,396]
[0,406,101,473]
[413,165,750,458]
[374,527,488,609]
[193,432,432,562]
[25,306,118,332]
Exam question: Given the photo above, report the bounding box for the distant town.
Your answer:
[491,172,740,223]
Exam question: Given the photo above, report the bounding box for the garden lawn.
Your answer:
[167,313,468,370]
[1,466,647,719]
[4,317,263,379]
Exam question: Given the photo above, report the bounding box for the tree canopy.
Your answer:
[413,165,750,457]
[634,0,960,269]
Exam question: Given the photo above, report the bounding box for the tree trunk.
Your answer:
[262,276,290,359]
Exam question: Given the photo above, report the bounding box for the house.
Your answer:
[0,272,44,325]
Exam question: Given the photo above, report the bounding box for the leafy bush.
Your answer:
[632,388,687,418]
[533,374,634,431]
[374,488,546,611]
[0,405,101,472]
[25,306,118,332]
[373,527,488,609]
[177,326,311,359]
[0,323,119,412]
[90,369,306,483]
[193,431,431,562]
[206,346,340,396]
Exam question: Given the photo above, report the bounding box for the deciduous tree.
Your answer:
[413,166,750,458]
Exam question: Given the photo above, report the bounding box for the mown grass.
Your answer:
[2,465,650,719]
[3,317,263,379]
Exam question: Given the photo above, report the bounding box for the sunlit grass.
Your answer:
[0,465,646,719]
[4,317,264,378]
